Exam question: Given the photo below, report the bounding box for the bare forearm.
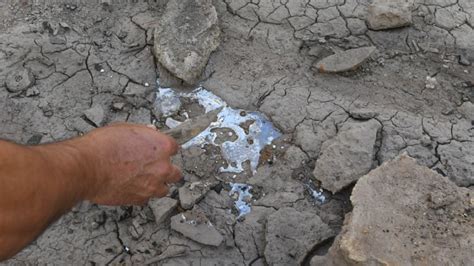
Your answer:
[0,124,180,261]
[0,139,93,260]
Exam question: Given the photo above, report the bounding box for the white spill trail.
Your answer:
[229,183,253,218]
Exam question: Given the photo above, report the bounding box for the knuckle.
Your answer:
[155,186,169,197]
[168,166,182,182]
[158,162,173,176]
[161,136,178,155]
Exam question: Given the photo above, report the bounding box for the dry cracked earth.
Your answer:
[1,0,473,265]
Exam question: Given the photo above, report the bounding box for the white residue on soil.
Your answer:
[156,85,282,174]
[155,87,182,116]
[305,184,326,203]
[229,183,253,218]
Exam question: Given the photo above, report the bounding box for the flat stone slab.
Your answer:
[314,46,376,73]
[148,197,178,225]
[154,0,220,85]
[367,0,413,30]
[170,210,223,247]
[324,155,474,265]
[313,119,381,193]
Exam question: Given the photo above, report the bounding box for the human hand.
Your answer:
[76,123,181,205]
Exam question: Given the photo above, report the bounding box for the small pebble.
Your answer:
[458,55,471,66]
[144,82,149,87]
[100,69,105,73]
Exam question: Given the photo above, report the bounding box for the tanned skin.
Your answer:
[0,123,182,261]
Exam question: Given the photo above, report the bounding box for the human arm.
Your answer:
[0,123,181,260]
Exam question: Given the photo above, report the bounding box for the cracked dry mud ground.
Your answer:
[0,0,473,265]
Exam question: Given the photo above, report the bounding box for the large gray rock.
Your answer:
[264,207,334,266]
[323,155,474,265]
[438,141,474,187]
[314,46,376,73]
[170,210,223,247]
[313,119,381,193]
[367,0,413,30]
[154,0,220,85]
[148,197,178,225]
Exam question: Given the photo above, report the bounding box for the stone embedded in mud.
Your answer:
[148,197,178,225]
[170,210,224,247]
[313,119,381,193]
[178,180,215,210]
[128,218,144,240]
[83,105,105,127]
[5,68,35,92]
[323,155,474,265]
[154,0,220,85]
[264,207,334,266]
[367,0,413,30]
[123,82,151,98]
[314,46,376,73]
[458,101,474,121]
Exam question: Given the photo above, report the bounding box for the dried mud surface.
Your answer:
[0,0,473,265]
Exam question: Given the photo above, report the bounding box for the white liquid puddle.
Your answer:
[156,86,282,174]
[156,84,282,218]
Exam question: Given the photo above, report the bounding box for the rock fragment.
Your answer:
[128,218,144,240]
[264,207,334,265]
[324,155,474,265]
[437,141,474,187]
[26,87,40,97]
[367,0,413,30]
[123,83,150,98]
[458,54,471,66]
[148,197,178,225]
[5,68,35,92]
[314,46,376,73]
[112,102,126,111]
[154,0,220,85]
[458,101,474,121]
[313,119,381,193]
[83,105,105,127]
[170,210,223,247]
[178,181,215,210]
